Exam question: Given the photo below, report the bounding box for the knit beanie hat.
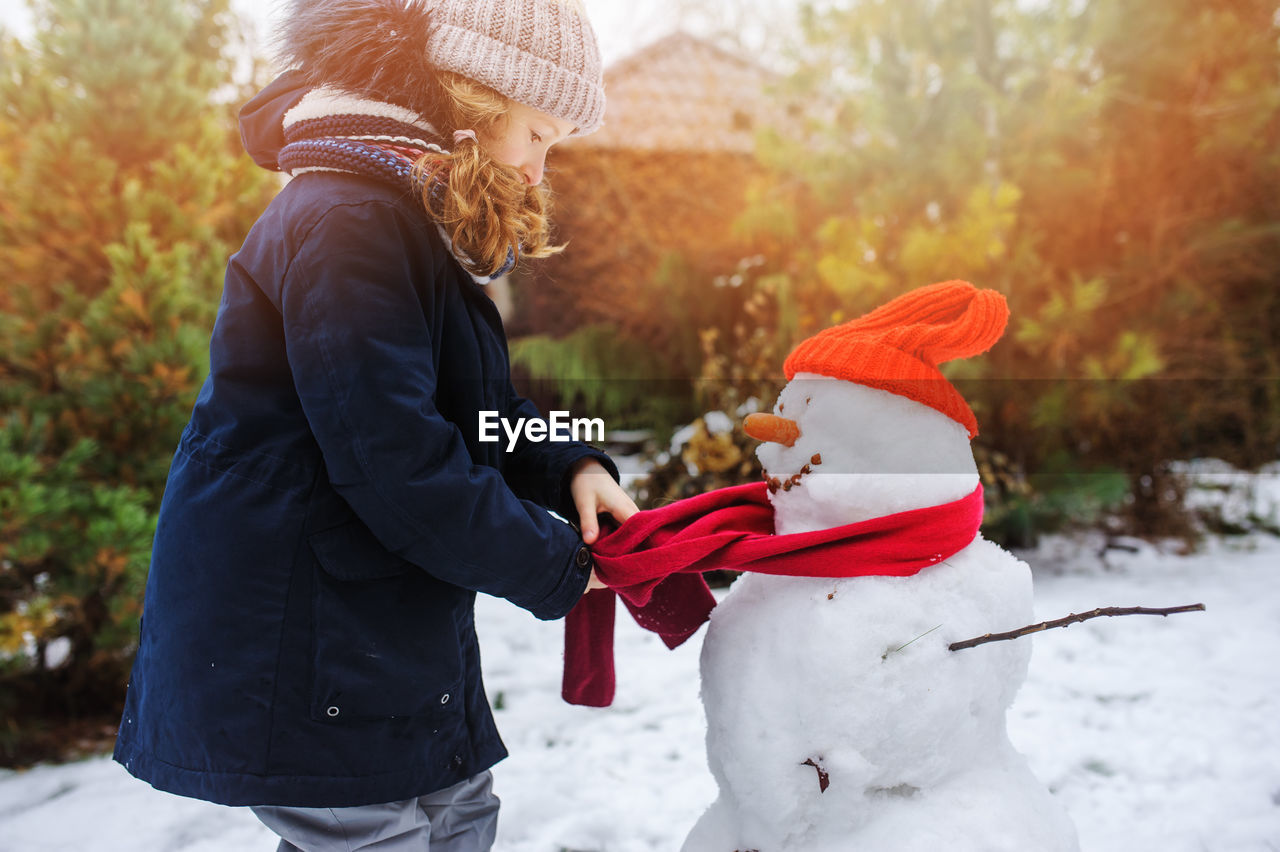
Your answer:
[277,0,606,136]
[783,281,1009,439]
[429,0,606,135]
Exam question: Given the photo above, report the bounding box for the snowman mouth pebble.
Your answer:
[766,453,822,494]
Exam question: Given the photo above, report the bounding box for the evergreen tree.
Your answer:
[743,0,1280,538]
[0,0,276,762]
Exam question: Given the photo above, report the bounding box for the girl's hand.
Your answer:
[568,458,638,545]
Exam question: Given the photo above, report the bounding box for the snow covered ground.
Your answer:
[1,481,1278,851]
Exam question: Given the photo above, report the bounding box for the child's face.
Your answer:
[480,101,576,187]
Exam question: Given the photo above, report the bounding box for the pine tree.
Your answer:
[0,0,276,762]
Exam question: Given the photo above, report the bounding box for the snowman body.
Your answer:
[682,377,1078,851]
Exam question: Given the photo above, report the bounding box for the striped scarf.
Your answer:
[278,87,516,285]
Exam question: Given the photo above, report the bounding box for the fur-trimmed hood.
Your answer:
[273,0,443,120]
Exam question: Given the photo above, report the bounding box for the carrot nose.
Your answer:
[743,413,800,447]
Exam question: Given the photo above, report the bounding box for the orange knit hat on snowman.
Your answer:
[783,280,1009,439]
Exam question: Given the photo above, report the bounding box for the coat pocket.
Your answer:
[307,518,414,581]
[307,522,466,722]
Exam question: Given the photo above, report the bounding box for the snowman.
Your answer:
[681,281,1079,852]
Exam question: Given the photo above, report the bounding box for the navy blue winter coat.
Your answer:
[113,75,616,808]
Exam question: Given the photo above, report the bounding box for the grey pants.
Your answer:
[251,770,500,851]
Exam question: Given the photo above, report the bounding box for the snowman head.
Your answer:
[744,281,1009,534]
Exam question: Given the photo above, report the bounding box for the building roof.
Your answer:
[572,31,784,154]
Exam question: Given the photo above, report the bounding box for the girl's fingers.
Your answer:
[577,492,600,544]
[602,490,639,522]
[584,492,635,547]
[571,469,637,544]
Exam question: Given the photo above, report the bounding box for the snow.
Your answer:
[1171,459,1280,535]
[1,528,1277,850]
[1009,531,1280,852]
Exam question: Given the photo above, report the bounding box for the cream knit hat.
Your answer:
[427,0,606,135]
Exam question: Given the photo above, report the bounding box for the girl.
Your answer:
[113,0,635,848]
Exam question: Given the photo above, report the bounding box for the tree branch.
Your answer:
[948,604,1205,651]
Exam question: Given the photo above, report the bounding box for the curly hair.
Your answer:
[414,72,564,278]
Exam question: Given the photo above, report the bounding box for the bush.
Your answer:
[0,0,276,764]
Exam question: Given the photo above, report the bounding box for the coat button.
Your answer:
[575,546,592,569]
[440,693,451,705]
[326,706,340,718]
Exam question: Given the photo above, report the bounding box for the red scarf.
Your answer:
[563,482,984,706]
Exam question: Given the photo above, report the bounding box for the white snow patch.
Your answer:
[702,410,734,435]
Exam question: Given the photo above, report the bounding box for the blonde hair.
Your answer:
[413,72,564,277]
